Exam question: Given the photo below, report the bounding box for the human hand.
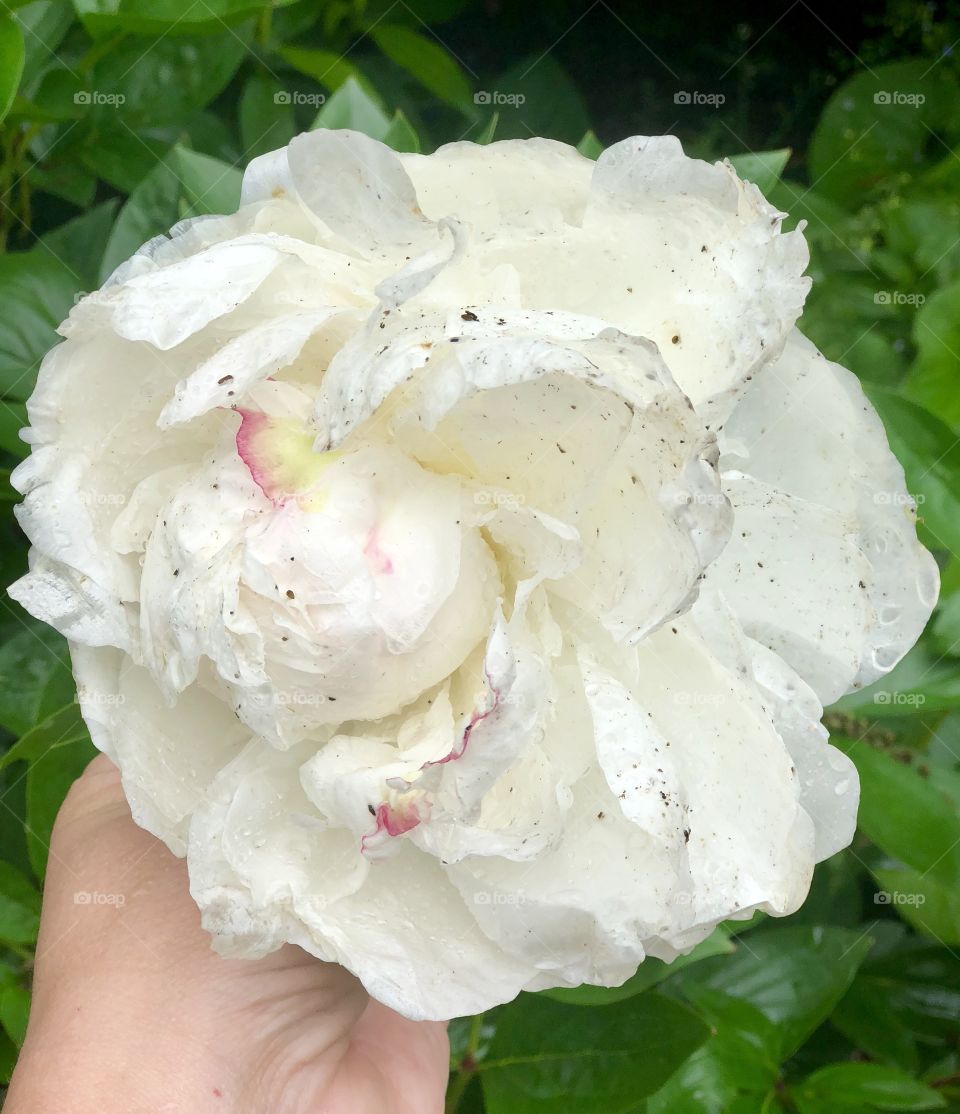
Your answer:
[6,755,450,1114]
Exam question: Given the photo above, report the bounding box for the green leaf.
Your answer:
[542,927,734,1006]
[0,401,28,459]
[27,158,98,208]
[239,73,296,161]
[0,861,40,945]
[278,46,365,94]
[0,761,31,877]
[801,281,908,387]
[79,129,169,193]
[37,200,119,290]
[673,925,873,1056]
[576,129,603,160]
[883,197,960,287]
[932,561,960,656]
[808,60,960,206]
[831,977,919,1070]
[864,385,960,555]
[786,849,864,928]
[795,1063,945,1112]
[648,989,781,1114]
[844,740,960,892]
[475,111,498,145]
[72,0,275,36]
[370,24,471,108]
[14,66,86,123]
[0,1027,16,1085]
[98,145,245,281]
[832,642,960,718]
[479,992,710,1114]
[863,944,960,1041]
[489,55,589,143]
[26,731,96,879]
[904,281,960,430]
[90,29,248,128]
[0,253,78,401]
[872,862,960,946]
[0,17,26,124]
[0,702,88,773]
[0,984,30,1047]
[311,76,392,140]
[381,109,421,153]
[176,146,242,215]
[727,148,791,196]
[16,3,73,85]
[99,155,182,282]
[0,624,74,737]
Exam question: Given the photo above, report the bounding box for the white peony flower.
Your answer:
[10,130,938,1020]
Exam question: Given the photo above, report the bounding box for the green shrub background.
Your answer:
[0,1,959,1110]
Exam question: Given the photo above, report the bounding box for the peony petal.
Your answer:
[70,241,287,350]
[716,330,939,702]
[158,308,347,428]
[284,129,437,255]
[71,645,251,854]
[401,138,594,232]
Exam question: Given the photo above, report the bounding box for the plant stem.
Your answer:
[445,1012,485,1114]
